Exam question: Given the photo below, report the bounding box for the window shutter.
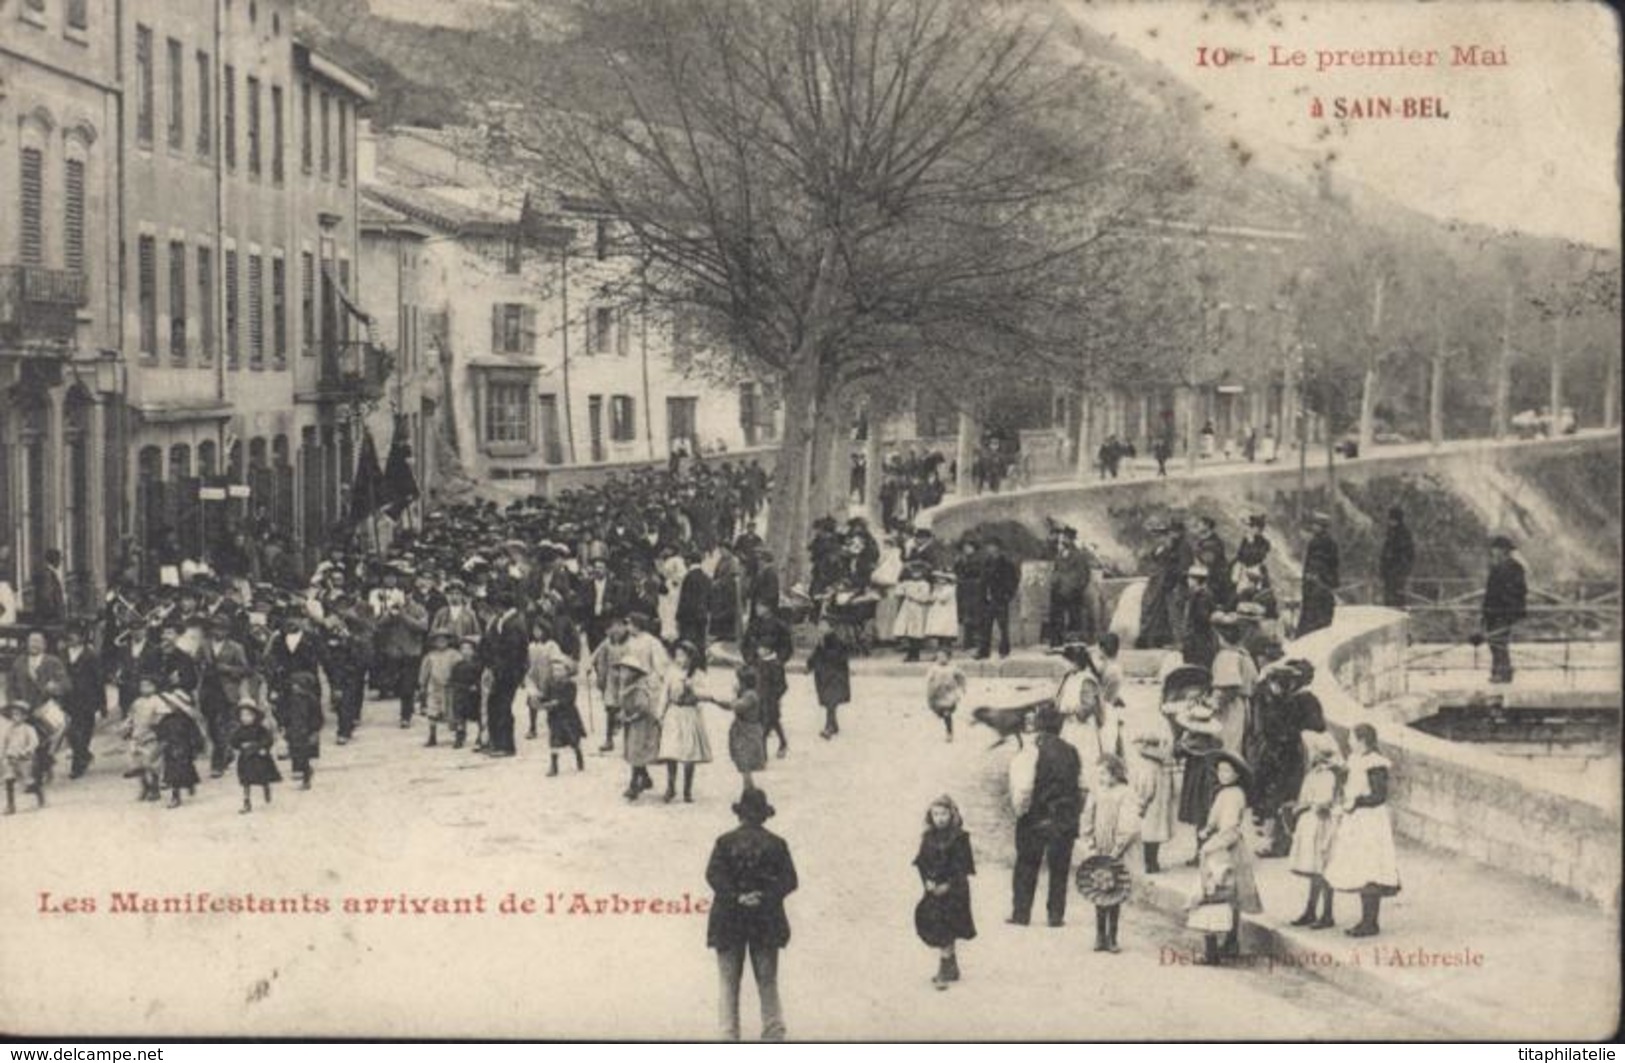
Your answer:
[616,307,631,356]
[491,304,502,353]
[20,148,44,266]
[64,159,85,273]
[522,306,537,355]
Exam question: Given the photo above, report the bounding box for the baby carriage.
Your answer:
[822,586,881,656]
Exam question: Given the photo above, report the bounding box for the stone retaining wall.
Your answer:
[1296,608,1621,911]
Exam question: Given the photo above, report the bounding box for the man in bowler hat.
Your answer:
[706,787,798,1041]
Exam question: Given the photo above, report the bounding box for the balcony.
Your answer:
[0,264,89,347]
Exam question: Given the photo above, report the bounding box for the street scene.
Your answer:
[1,0,1620,1044]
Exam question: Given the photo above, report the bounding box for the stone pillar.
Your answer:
[863,413,882,525]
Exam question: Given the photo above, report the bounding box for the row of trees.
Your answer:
[355,0,1618,578]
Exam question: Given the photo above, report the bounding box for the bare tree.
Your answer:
[478,0,1191,576]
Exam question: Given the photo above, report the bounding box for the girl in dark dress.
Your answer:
[230,702,282,813]
[913,794,976,990]
[154,697,204,809]
[545,678,587,777]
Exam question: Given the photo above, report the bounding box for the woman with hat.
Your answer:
[1181,564,1218,670]
[1288,731,1344,928]
[229,699,282,814]
[1323,724,1401,937]
[614,614,667,801]
[1193,749,1262,964]
[705,786,798,1041]
[656,641,713,803]
[1077,754,1139,953]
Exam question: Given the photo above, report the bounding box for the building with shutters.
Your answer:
[1,0,124,619]
[357,125,778,497]
[112,0,377,583]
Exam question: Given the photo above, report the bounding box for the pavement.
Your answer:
[2,666,1618,1039]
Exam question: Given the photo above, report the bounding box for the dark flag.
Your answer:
[381,420,420,517]
[350,429,385,525]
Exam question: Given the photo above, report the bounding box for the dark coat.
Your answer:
[155,710,204,790]
[705,824,799,950]
[199,639,251,714]
[676,568,713,635]
[1379,523,1416,583]
[30,566,66,624]
[982,555,1020,608]
[954,554,985,619]
[263,634,324,701]
[1022,733,1083,840]
[1483,558,1528,626]
[482,610,531,681]
[62,647,103,718]
[807,632,851,708]
[231,722,283,786]
[914,830,977,947]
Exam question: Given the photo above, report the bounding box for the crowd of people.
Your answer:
[0,448,1536,1039]
[0,457,804,815]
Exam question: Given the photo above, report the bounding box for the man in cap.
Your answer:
[1007,703,1083,928]
[1481,535,1527,684]
[1295,512,1340,638]
[114,619,165,719]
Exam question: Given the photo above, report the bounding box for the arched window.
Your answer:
[197,440,218,478]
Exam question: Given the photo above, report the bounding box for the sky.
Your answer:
[1066,0,1621,249]
[364,0,1620,249]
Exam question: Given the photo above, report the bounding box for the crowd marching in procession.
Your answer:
[0,441,1534,1040]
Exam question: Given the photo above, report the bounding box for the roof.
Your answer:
[362,184,511,236]
[293,42,377,103]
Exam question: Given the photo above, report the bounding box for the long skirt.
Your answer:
[1130,757,1178,844]
[1289,809,1336,878]
[658,703,713,764]
[1324,806,1402,895]
[1177,753,1218,827]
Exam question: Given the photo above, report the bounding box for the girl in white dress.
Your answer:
[1288,731,1344,928]
[1324,724,1401,937]
[656,641,713,803]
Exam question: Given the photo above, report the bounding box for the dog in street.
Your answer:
[970,698,1052,750]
